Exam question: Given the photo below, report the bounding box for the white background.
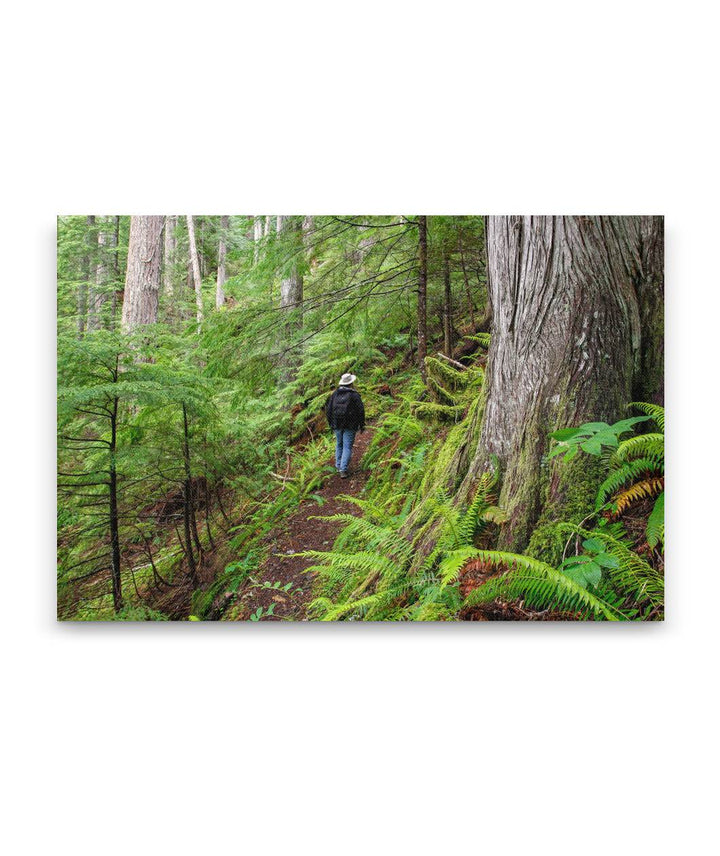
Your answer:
[2,1,717,854]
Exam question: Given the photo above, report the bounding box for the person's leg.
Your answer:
[340,429,356,473]
[334,429,343,471]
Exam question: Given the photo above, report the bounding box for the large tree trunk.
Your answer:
[186,215,204,327]
[121,216,164,331]
[459,215,664,554]
[417,216,428,382]
[216,215,229,308]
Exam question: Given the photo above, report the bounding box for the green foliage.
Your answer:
[548,416,651,461]
[462,406,665,620]
[249,604,276,621]
[57,215,663,623]
[595,458,663,509]
[646,492,665,550]
[628,401,664,432]
[302,456,501,621]
[111,605,170,621]
[412,402,465,422]
[463,332,491,349]
[462,550,626,620]
[546,403,665,556]
[560,538,618,588]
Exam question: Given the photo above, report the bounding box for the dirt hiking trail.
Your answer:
[245,428,375,620]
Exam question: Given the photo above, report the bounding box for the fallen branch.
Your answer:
[436,352,465,370]
[270,473,296,482]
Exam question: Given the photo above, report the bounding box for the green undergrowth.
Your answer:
[299,351,504,620]
[196,336,664,623]
[293,361,664,620]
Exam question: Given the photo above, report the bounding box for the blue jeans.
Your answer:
[334,429,356,473]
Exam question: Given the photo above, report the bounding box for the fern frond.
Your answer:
[614,477,664,515]
[646,492,665,550]
[457,485,491,545]
[629,402,664,433]
[298,549,397,580]
[560,525,664,612]
[312,513,408,559]
[438,547,481,587]
[308,582,409,621]
[596,458,664,508]
[613,433,664,464]
[462,551,627,620]
[463,332,491,349]
[327,494,394,524]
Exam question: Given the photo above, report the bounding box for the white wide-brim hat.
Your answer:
[339,373,357,386]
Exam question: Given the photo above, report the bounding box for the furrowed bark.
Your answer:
[458,215,664,554]
[121,215,164,331]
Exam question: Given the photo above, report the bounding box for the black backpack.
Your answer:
[331,389,352,426]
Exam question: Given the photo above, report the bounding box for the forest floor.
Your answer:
[238,428,375,621]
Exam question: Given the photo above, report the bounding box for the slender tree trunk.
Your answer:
[216,215,229,308]
[302,215,314,250]
[121,216,164,331]
[457,229,477,330]
[203,479,216,549]
[253,216,263,264]
[88,220,109,331]
[277,216,304,382]
[163,215,177,297]
[77,215,94,338]
[108,391,122,611]
[264,215,271,237]
[417,216,428,382]
[109,216,120,330]
[276,215,284,233]
[458,215,664,554]
[77,280,87,338]
[181,402,198,586]
[186,215,204,327]
[443,251,452,356]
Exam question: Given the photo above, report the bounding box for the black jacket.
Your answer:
[325,386,365,431]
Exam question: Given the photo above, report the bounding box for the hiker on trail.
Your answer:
[325,372,365,479]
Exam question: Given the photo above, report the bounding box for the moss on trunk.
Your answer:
[422,216,665,559]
